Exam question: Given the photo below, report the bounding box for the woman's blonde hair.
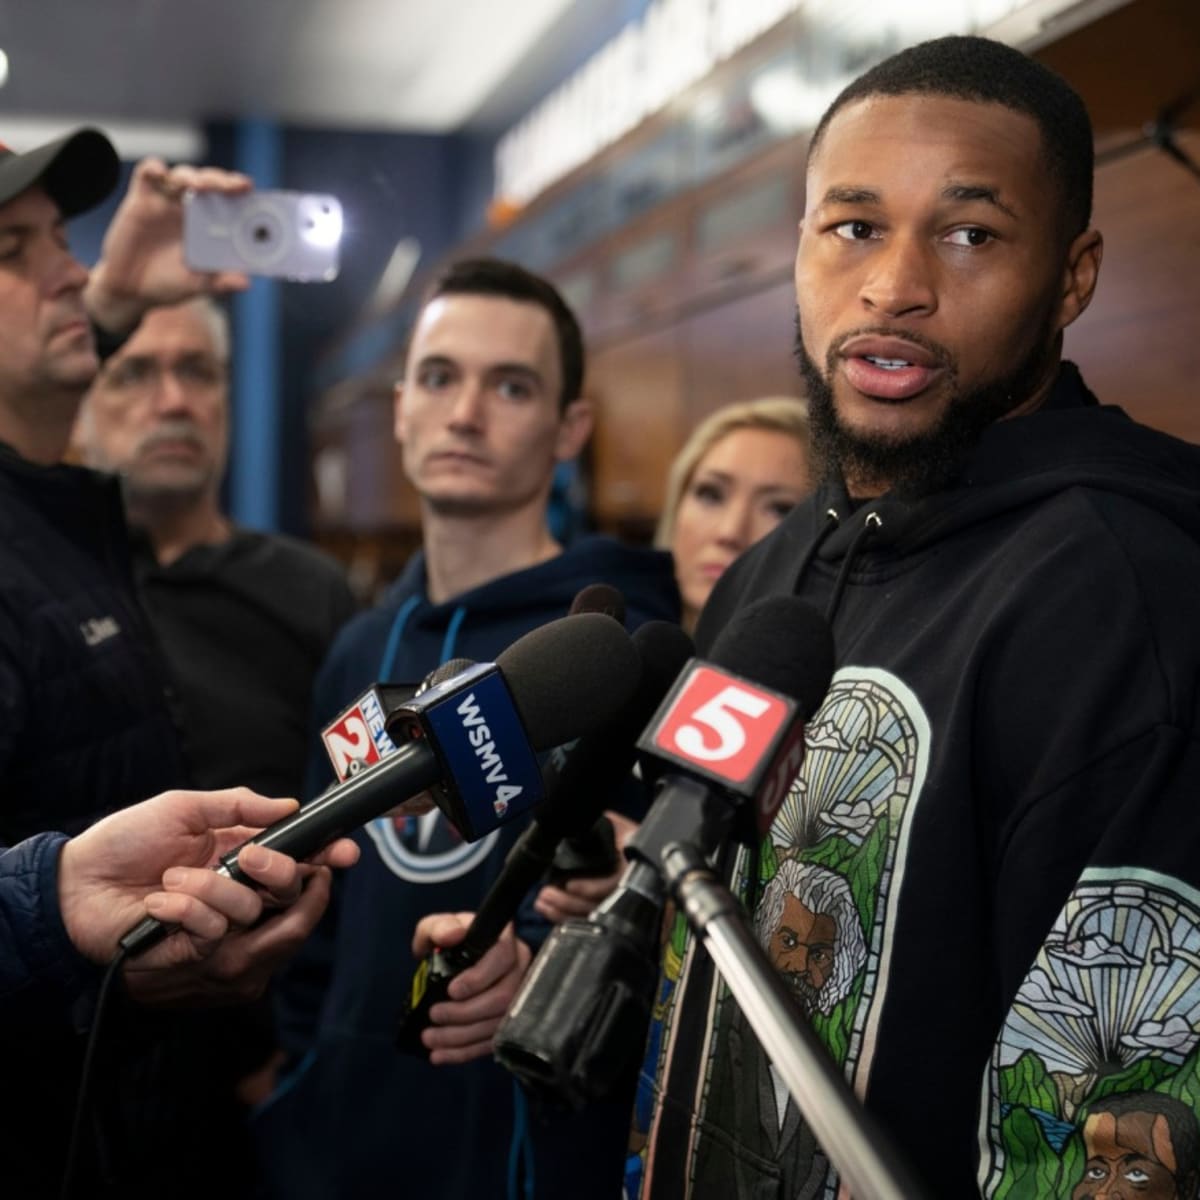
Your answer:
[654,396,811,548]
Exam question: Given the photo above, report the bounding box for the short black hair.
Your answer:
[1084,1091,1200,1187]
[420,257,584,412]
[808,35,1093,241]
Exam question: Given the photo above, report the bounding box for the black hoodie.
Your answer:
[256,535,680,1200]
[631,365,1200,1200]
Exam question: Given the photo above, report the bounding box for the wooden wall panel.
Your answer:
[1064,130,1200,443]
[681,276,804,428]
[586,325,686,533]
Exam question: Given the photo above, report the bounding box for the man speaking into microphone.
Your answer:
[630,35,1200,1200]
[256,259,678,1200]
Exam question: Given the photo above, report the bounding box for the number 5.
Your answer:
[674,686,770,762]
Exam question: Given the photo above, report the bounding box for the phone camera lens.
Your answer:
[253,224,272,244]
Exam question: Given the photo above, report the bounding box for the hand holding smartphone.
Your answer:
[183,189,343,282]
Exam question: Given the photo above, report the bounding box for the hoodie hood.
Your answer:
[697,362,1200,642]
[800,362,1200,563]
[385,534,678,621]
[372,534,679,681]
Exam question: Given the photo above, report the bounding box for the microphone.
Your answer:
[541,580,628,878]
[119,613,642,957]
[635,594,834,839]
[566,581,626,624]
[321,585,625,784]
[493,596,834,1106]
[396,619,693,1053]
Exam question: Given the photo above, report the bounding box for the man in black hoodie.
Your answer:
[631,35,1200,1200]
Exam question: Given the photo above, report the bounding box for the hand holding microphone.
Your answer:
[118,612,642,958]
[396,618,693,1053]
[409,912,533,1065]
[56,787,359,1005]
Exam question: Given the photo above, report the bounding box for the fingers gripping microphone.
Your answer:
[493,596,834,1105]
[396,619,694,1053]
[119,613,642,958]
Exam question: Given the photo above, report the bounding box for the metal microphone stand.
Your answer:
[628,782,928,1200]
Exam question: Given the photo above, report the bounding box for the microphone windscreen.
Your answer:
[569,583,626,624]
[631,620,694,697]
[708,596,834,719]
[498,612,640,749]
[420,657,476,693]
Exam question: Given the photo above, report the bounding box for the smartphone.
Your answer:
[183,189,343,282]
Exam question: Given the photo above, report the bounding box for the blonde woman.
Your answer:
[657,397,813,632]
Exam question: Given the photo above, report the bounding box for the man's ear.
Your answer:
[555,396,594,463]
[393,381,406,444]
[1056,227,1103,333]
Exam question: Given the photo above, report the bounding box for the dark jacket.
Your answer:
[0,831,94,1022]
[0,446,194,1197]
[0,446,184,841]
[132,526,357,797]
[631,365,1200,1200]
[257,535,680,1200]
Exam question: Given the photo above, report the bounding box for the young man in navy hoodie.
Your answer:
[258,258,679,1199]
[631,35,1200,1200]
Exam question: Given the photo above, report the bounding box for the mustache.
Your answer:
[135,420,207,457]
[827,324,953,371]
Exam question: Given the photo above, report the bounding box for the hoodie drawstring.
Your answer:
[378,598,469,680]
[825,511,883,625]
[378,595,420,679]
[440,606,467,666]
[791,508,842,595]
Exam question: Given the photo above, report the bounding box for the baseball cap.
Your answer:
[0,127,119,217]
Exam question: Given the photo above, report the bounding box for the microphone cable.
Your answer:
[59,943,129,1200]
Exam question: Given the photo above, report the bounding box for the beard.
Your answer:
[783,971,829,1017]
[793,307,1059,499]
[120,422,219,512]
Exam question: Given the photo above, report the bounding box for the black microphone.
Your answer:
[543,580,628,879]
[333,584,626,807]
[396,619,693,1053]
[493,596,834,1105]
[119,613,641,958]
[566,581,626,624]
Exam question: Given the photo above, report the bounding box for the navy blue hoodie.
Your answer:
[257,535,679,1200]
[631,365,1200,1200]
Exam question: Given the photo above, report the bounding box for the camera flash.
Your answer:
[304,204,344,249]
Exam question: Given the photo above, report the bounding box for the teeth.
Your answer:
[865,356,912,369]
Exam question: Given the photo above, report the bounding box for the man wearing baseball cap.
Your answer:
[0,130,329,1198]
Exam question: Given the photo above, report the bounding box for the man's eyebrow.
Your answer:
[102,352,153,374]
[819,186,881,207]
[489,362,543,383]
[0,217,67,236]
[415,353,456,370]
[941,183,1018,220]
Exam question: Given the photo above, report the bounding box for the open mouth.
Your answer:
[840,340,944,402]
